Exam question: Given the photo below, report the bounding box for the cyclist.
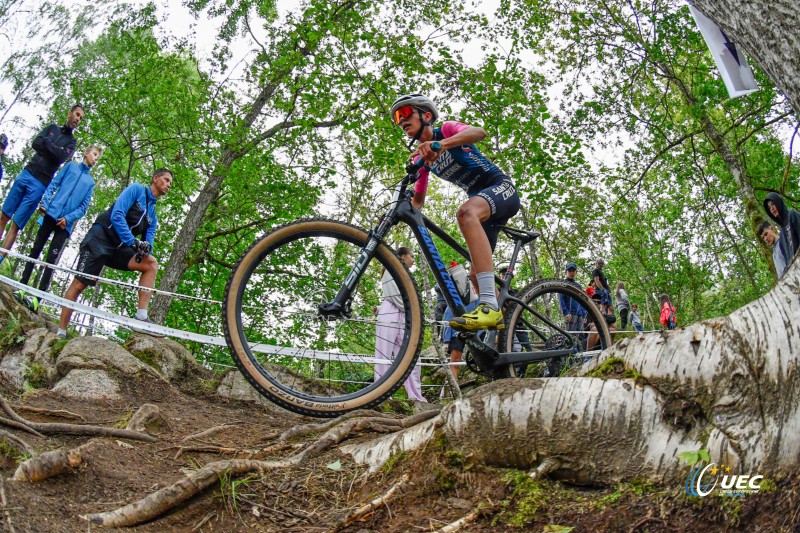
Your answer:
[390,94,520,331]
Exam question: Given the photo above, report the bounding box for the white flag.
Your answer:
[688,5,759,98]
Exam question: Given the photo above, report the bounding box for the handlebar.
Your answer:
[405,141,442,174]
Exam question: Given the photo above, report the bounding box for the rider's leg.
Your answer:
[456,197,495,307]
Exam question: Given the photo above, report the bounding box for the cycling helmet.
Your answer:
[390,94,439,123]
[0,134,7,150]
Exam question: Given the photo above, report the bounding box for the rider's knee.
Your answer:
[456,204,480,224]
[142,255,159,272]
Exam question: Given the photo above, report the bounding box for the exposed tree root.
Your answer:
[0,429,34,457]
[125,404,164,433]
[0,416,43,438]
[0,477,15,533]
[82,410,442,527]
[0,393,155,442]
[277,410,401,442]
[15,405,85,422]
[170,445,258,460]
[180,423,237,444]
[433,508,486,533]
[13,441,97,482]
[333,473,410,531]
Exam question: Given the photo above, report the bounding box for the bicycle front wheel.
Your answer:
[500,279,612,378]
[223,219,424,417]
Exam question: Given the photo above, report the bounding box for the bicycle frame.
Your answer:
[322,170,580,364]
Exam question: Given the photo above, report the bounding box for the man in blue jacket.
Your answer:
[18,145,102,298]
[57,168,173,338]
[0,105,83,261]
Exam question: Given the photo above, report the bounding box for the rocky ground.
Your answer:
[0,285,795,532]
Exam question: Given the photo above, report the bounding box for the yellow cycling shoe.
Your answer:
[449,304,505,331]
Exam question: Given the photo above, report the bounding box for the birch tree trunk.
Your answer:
[344,0,800,483]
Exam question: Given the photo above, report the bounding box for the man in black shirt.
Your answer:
[0,105,83,262]
[592,258,612,314]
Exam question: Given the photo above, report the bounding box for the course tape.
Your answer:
[0,273,452,367]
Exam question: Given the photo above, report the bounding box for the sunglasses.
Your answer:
[393,105,416,125]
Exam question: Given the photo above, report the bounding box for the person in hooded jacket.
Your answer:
[18,146,102,297]
[764,192,800,273]
[0,134,8,183]
[0,105,83,261]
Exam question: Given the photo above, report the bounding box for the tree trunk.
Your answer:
[691,1,800,116]
[344,0,800,483]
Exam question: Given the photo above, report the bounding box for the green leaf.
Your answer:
[326,459,342,471]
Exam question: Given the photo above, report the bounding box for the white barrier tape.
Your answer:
[0,247,221,305]
[0,274,449,367]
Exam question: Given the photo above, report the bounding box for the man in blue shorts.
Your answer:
[390,94,521,331]
[0,105,83,262]
[56,168,173,338]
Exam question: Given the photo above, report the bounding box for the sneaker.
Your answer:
[24,295,40,314]
[130,317,166,338]
[449,304,505,331]
[14,290,39,314]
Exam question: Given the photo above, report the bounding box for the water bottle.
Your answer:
[448,262,473,303]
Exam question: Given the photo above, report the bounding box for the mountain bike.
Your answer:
[223,144,611,417]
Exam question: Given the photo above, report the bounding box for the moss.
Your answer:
[114,411,134,429]
[0,312,25,352]
[0,438,21,461]
[381,451,409,475]
[586,357,640,380]
[23,363,49,389]
[50,337,70,360]
[132,348,160,370]
[758,478,778,492]
[496,470,549,527]
[197,376,223,394]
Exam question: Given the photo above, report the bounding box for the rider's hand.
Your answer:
[57,217,67,229]
[565,314,572,322]
[138,240,153,256]
[131,238,142,252]
[415,141,442,163]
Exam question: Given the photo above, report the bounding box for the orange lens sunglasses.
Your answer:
[393,105,416,124]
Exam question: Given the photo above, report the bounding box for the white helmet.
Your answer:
[390,94,439,123]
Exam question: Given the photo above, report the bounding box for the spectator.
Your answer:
[762,192,800,273]
[615,281,631,329]
[757,220,787,277]
[57,168,173,338]
[18,146,102,300]
[0,105,83,262]
[592,258,612,314]
[560,262,587,337]
[374,247,426,402]
[659,294,677,330]
[0,134,7,183]
[630,303,644,332]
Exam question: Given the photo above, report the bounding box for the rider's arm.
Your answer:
[412,164,428,209]
[416,122,487,162]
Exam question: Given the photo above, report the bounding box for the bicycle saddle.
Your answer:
[500,226,540,244]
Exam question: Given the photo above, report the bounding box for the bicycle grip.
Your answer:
[406,141,443,173]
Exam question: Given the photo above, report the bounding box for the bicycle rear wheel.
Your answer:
[500,279,612,378]
[223,219,424,417]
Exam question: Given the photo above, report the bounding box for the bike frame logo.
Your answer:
[685,462,764,497]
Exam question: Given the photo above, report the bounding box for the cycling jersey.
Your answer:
[414,121,508,197]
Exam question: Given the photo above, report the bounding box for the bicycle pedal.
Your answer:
[461,333,499,373]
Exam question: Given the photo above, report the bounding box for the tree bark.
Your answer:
[691,1,800,116]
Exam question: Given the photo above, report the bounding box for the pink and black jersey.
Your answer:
[414,121,508,197]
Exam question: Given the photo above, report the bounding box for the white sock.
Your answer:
[476,271,498,310]
[56,328,66,337]
[136,308,148,320]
